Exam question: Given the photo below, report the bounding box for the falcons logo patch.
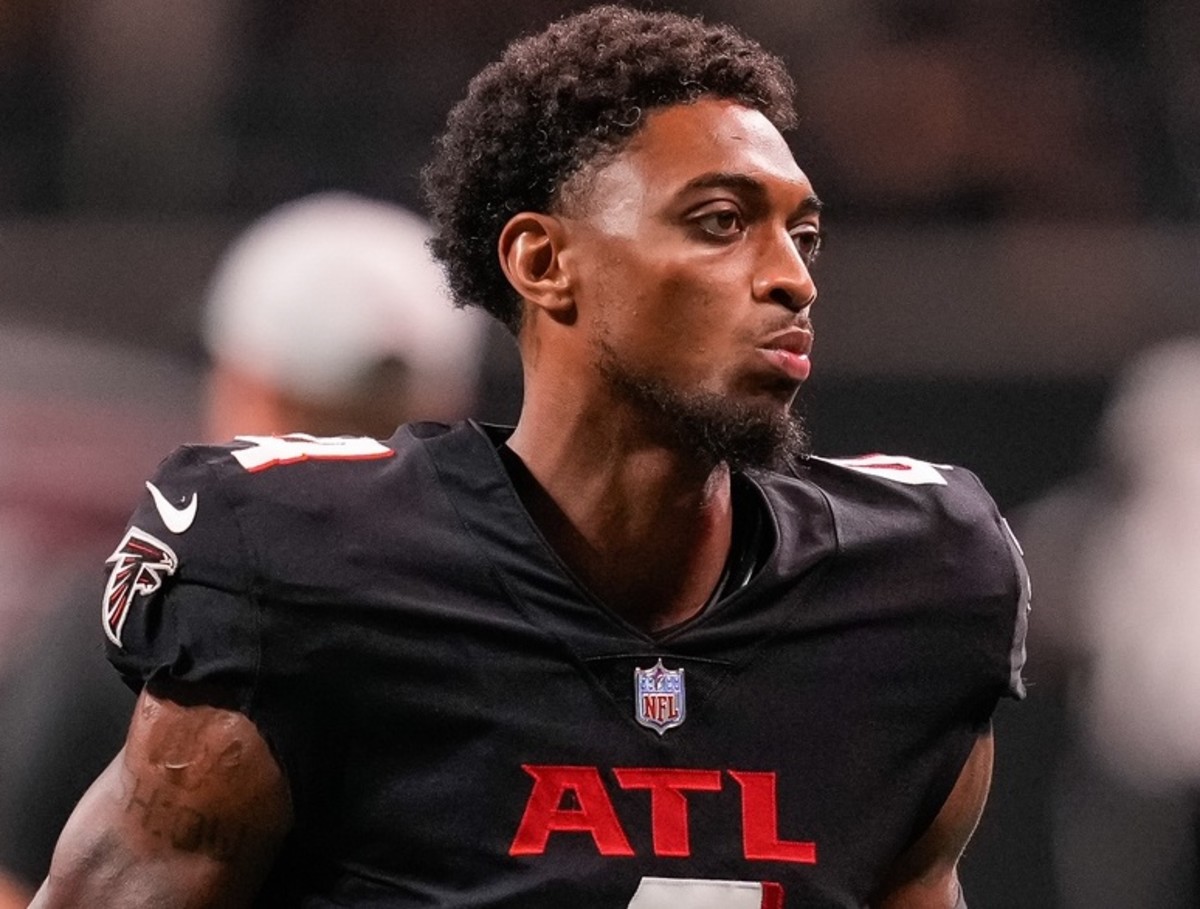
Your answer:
[103,527,178,647]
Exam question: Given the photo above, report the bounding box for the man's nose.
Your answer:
[751,231,817,314]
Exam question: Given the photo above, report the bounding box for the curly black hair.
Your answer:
[421,4,797,332]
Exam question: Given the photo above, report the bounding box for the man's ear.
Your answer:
[498,213,575,322]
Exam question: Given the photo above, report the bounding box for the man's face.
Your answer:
[560,97,821,469]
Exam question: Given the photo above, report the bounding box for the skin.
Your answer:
[503,99,820,632]
[0,871,32,909]
[36,97,992,907]
[32,688,291,908]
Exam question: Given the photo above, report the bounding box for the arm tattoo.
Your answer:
[125,775,249,861]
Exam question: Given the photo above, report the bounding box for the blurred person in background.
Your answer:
[201,192,488,441]
[0,329,198,907]
[0,192,491,907]
[1017,338,1200,908]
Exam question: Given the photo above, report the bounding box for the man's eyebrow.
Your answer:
[794,194,823,218]
[677,172,823,218]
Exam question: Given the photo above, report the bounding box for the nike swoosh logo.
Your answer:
[145,481,198,534]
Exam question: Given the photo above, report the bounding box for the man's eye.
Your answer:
[696,210,743,237]
[791,228,824,265]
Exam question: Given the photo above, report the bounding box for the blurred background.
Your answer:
[2,0,1199,906]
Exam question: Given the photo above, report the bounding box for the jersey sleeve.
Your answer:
[955,467,1030,704]
[809,454,1030,708]
[101,442,332,810]
[103,444,260,705]
[999,514,1030,700]
[104,434,403,823]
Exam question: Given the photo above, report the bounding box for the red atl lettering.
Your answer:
[509,765,817,865]
[613,768,722,857]
[509,765,634,856]
[729,771,817,863]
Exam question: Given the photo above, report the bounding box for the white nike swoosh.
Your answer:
[145,481,198,534]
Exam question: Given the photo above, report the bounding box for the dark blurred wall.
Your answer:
[4,0,1197,221]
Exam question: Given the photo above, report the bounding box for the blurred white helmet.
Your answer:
[204,191,487,419]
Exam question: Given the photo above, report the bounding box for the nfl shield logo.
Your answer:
[635,658,686,734]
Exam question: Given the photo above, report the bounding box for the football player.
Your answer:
[35,6,1027,907]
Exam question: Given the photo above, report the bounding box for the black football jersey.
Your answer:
[105,421,1028,909]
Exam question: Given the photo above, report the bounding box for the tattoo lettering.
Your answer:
[125,775,249,861]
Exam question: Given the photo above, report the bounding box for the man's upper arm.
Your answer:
[873,728,995,909]
[32,687,293,909]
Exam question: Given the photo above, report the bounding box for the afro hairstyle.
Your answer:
[421,4,797,332]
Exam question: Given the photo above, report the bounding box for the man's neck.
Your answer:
[505,411,734,634]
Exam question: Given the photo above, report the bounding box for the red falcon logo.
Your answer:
[103,527,178,647]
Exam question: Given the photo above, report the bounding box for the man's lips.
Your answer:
[757,326,813,382]
[761,326,813,356]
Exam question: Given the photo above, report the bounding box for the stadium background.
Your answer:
[2,1,1198,905]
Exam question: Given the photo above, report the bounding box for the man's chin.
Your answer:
[596,340,810,471]
[614,376,807,471]
[686,400,810,472]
